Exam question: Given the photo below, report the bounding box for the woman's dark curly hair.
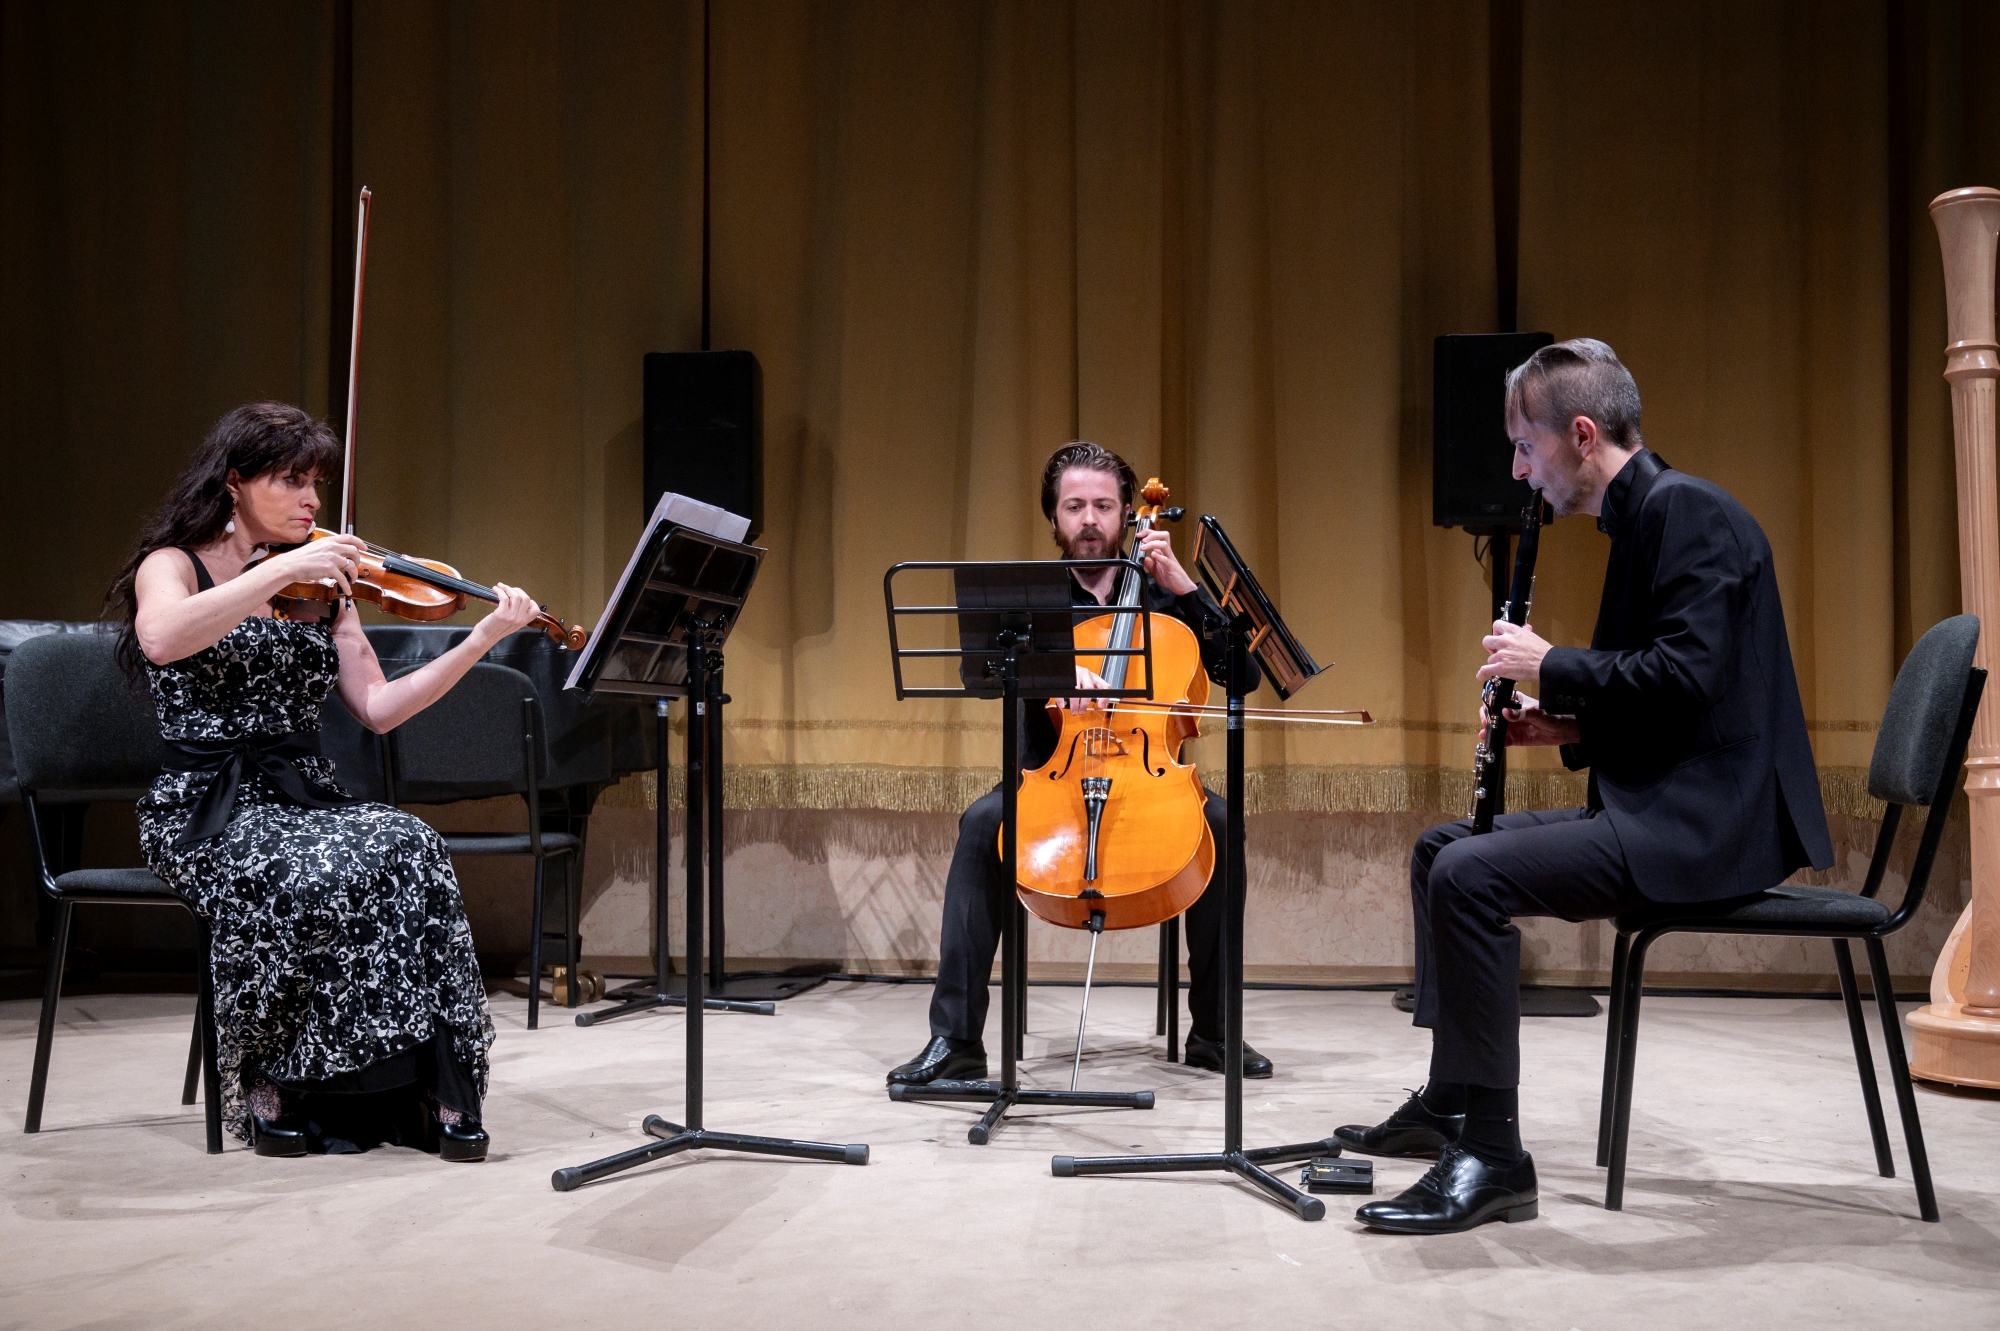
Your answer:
[106,402,340,679]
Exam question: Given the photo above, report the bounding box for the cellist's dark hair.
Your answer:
[1039,441,1137,520]
[106,402,340,680]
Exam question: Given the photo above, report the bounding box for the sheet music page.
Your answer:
[564,493,752,691]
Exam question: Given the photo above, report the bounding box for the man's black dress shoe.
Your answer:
[1333,1091,1464,1159]
[1181,1033,1274,1078]
[886,1036,988,1086]
[1354,1145,1538,1234]
[251,1113,309,1158]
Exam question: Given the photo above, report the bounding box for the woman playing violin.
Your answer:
[108,402,539,1160]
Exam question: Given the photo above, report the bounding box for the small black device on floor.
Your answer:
[1301,1156,1373,1195]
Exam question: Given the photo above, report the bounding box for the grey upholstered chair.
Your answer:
[4,632,223,1152]
[317,690,394,803]
[384,662,581,1030]
[1597,613,1985,1222]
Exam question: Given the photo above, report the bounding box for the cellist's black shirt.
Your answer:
[1019,571,1250,772]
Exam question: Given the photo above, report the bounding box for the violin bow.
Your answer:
[339,187,371,537]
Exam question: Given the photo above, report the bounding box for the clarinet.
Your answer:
[1469,498,1545,834]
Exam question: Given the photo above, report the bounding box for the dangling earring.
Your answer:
[224,515,236,535]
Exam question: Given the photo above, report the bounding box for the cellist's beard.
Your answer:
[1057,528,1115,560]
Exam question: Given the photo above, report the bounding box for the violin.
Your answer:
[1012,478,1216,935]
[267,528,588,649]
[266,186,588,651]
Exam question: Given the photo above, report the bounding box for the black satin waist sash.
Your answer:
[163,732,360,848]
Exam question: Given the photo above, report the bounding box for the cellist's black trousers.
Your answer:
[929,785,1234,1044]
[1410,807,1647,1088]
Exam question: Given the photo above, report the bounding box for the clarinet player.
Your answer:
[1336,338,1834,1233]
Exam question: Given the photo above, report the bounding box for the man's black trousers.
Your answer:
[1410,807,1649,1088]
[929,785,1234,1044]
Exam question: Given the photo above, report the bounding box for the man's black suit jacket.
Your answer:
[1537,449,1834,903]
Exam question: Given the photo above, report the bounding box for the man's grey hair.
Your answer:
[1503,337,1644,449]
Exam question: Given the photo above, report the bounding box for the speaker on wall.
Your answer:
[1432,331,1553,532]
[643,349,763,539]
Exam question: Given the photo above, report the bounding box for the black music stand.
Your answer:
[550,521,867,1191]
[881,559,1158,1145]
[563,517,771,1020]
[1052,516,1343,1219]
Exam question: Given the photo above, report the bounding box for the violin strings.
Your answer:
[336,536,567,633]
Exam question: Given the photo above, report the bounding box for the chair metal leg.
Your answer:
[1597,930,1630,1167]
[1013,903,1027,1059]
[1156,925,1169,1037]
[24,900,74,1133]
[182,1008,202,1106]
[1604,931,1652,1211]
[1832,939,1894,1177]
[564,850,582,1006]
[1865,937,1938,1221]
[1165,914,1180,1063]
[528,853,547,1031]
[198,952,223,1154]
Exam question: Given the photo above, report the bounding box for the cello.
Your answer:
[1014,478,1214,936]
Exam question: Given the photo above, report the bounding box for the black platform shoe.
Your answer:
[1181,1033,1274,1078]
[251,1114,309,1158]
[437,1114,489,1163]
[1333,1091,1464,1159]
[1354,1145,1538,1234]
[886,1036,987,1086]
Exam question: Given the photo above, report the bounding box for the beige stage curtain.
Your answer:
[5,1,1999,816]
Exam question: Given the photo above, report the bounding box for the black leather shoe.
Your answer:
[886,1036,987,1086]
[1181,1033,1274,1078]
[437,1115,489,1163]
[1355,1145,1538,1234]
[251,1114,309,1158]
[1333,1091,1464,1158]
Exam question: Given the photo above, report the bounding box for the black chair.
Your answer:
[1596,613,1985,1222]
[5,633,223,1152]
[385,662,581,1031]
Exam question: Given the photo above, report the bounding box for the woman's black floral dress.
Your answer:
[135,613,493,1143]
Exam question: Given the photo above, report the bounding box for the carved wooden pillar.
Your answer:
[1910,186,2000,1088]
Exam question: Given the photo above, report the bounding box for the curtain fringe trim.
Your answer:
[598,763,1890,820]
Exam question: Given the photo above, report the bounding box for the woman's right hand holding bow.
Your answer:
[260,533,369,599]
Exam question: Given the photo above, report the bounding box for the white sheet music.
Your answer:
[564,493,752,692]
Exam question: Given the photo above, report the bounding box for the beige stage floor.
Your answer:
[3,981,1998,1327]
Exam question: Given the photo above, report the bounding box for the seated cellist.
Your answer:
[887,442,1274,1085]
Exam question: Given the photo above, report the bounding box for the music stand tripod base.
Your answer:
[1053,1142,1341,1221]
[553,1116,868,1192]
[577,985,776,1022]
[890,1079,1156,1146]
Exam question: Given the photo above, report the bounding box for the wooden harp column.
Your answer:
[1910,186,2000,1088]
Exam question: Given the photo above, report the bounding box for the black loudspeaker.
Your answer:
[643,349,763,538]
[1432,332,1552,532]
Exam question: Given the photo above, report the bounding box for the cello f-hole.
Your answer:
[1050,733,1083,781]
